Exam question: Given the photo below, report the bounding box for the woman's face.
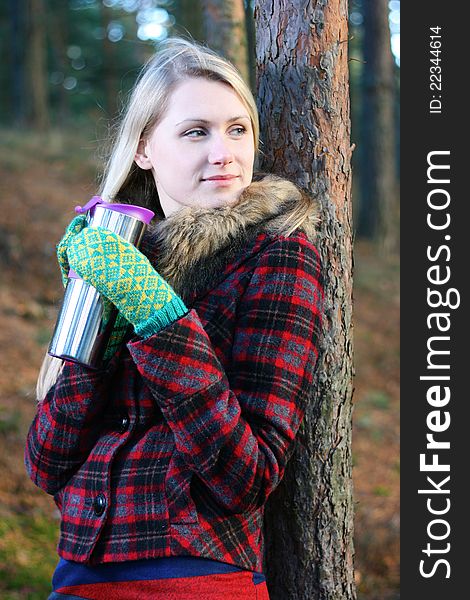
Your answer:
[135,77,255,218]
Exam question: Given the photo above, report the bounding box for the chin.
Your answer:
[196,184,247,209]
[216,193,243,207]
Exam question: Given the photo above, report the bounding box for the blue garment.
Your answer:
[51,555,265,594]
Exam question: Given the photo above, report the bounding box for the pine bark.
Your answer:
[201,0,249,82]
[243,0,257,92]
[358,0,398,251]
[255,1,355,598]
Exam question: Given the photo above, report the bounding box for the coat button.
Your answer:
[93,494,107,516]
[119,415,129,433]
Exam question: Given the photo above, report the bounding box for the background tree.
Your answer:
[200,0,249,82]
[174,0,205,43]
[357,0,398,250]
[6,0,26,125]
[26,0,50,130]
[243,0,257,91]
[255,1,356,598]
[48,0,70,125]
[100,1,119,117]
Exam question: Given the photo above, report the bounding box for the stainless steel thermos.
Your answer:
[48,197,155,369]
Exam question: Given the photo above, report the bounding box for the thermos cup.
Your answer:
[48,197,155,368]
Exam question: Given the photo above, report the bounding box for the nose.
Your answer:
[207,134,234,165]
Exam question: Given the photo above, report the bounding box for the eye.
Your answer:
[229,126,247,136]
[184,128,206,138]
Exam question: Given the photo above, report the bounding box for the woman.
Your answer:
[25,37,324,600]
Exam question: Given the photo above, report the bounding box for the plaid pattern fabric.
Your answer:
[25,231,323,572]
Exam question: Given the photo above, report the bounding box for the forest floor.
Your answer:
[0,129,399,600]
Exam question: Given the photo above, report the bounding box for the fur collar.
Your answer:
[141,174,319,302]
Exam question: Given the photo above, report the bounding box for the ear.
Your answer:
[134,140,153,170]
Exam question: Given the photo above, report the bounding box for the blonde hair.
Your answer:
[37,37,260,401]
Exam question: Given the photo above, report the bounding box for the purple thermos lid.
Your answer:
[74,196,154,224]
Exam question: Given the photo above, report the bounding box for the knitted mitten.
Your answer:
[102,312,131,362]
[56,215,87,287]
[56,215,131,362]
[67,227,188,337]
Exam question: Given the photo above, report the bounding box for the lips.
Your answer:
[203,175,239,181]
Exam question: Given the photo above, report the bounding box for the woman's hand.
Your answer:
[56,214,88,287]
[66,227,188,337]
[56,215,131,362]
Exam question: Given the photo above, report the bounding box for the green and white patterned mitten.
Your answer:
[102,312,131,362]
[67,227,188,338]
[56,215,130,363]
[56,214,88,288]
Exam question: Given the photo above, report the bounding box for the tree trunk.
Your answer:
[101,4,118,118]
[255,1,355,599]
[201,0,249,82]
[244,0,257,92]
[8,0,26,125]
[26,0,50,131]
[174,0,205,43]
[358,0,398,252]
[48,0,69,125]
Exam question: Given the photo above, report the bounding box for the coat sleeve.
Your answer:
[127,236,324,513]
[24,361,113,495]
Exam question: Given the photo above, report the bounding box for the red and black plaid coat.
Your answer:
[25,175,324,573]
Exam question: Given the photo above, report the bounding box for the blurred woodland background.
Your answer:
[0,1,400,599]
